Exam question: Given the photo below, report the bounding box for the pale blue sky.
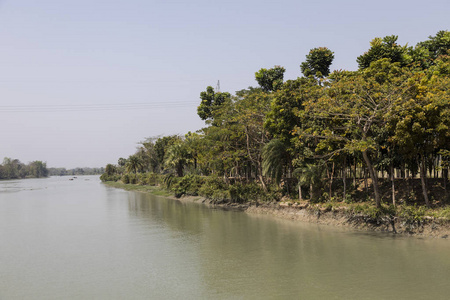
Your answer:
[0,0,448,168]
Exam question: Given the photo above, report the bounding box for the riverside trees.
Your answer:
[102,30,450,207]
[0,158,48,179]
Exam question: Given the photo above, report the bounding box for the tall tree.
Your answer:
[387,69,450,207]
[357,35,411,69]
[416,30,450,62]
[197,86,231,123]
[265,77,321,157]
[255,66,285,92]
[125,155,144,174]
[301,59,408,207]
[117,157,127,167]
[154,135,180,171]
[28,161,48,178]
[164,139,192,177]
[262,139,288,185]
[300,47,335,79]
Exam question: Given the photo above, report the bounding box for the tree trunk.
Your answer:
[177,162,183,177]
[343,157,347,201]
[299,184,303,201]
[444,168,448,201]
[420,156,430,207]
[259,174,268,192]
[364,168,368,194]
[257,159,268,193]
[362,150,381,208]
[390,164,396,207]
[329,162,334,201]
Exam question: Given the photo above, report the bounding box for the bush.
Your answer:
[229,182,268,203]
[399,205,427,222]
[129,174,137,184]
[100,173,121,182]
[121,174,130,184]
[198,177,280,203]
[145,173,161,186]
[163,174,203,197]
[121,173,137,184]
[198,176,229,201]
[437,207,450,220]
[110,172,281,203]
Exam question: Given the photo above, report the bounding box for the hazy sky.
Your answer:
[0,0,448,168]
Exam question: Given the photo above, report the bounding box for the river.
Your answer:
[1,176,449,299]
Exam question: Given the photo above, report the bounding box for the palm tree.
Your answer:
[164,141,192,177]
[294,163,325,201]
[105,164,117,176]
[125,155,143,174]
[262,139,288,185]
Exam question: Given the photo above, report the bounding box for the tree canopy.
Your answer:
[102,30,450,210]
[300,47,335,79]
[255,66,286,92]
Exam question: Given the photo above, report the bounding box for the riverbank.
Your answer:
[103,181,450,239]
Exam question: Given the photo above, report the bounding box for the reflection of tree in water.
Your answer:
[126,192,450,299]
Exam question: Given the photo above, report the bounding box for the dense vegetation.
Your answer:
[0,157,48,179]
[102,31,450,214]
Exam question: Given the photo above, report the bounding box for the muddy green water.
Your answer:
[1,176,449,299]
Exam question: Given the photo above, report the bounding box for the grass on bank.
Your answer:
[103,181,173,197]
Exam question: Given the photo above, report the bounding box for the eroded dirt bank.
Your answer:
[178,196,450,239]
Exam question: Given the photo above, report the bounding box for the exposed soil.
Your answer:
[168,194,450,239]
[246,202,450,238]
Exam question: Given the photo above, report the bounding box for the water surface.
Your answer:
[1,176,449,299]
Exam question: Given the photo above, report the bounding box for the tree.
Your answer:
[293,163,326,200]
[197,86,231,123]
[137,138,161,173]
[409,30,450,70]
[357,35,411,69]
[300,47,334,79]
[118,158,127,167]
[233,88,273,189]
[2,157,22,179]
[154,135,180,171]
[164,139,192,177]
[301,59,408,207]
[264,77,321,164]
[105,164,117,176]
[387,70,450,207]
[416,30,450,62]
[262,139,287,185]
[125,155,143,174]
[255,66,285,92]
[28,161,48,178]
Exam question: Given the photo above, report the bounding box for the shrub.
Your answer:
[121,173,137,184]
[198,176,229,200]
[163,174,205,197]
[100,173,121,182]
[129,173,137,184]
[145,173,160,186]
[399,205,427,222]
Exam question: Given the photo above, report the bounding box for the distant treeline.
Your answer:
[48,167,105,176]
[0,157,104,180]
[0,157,48,179]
